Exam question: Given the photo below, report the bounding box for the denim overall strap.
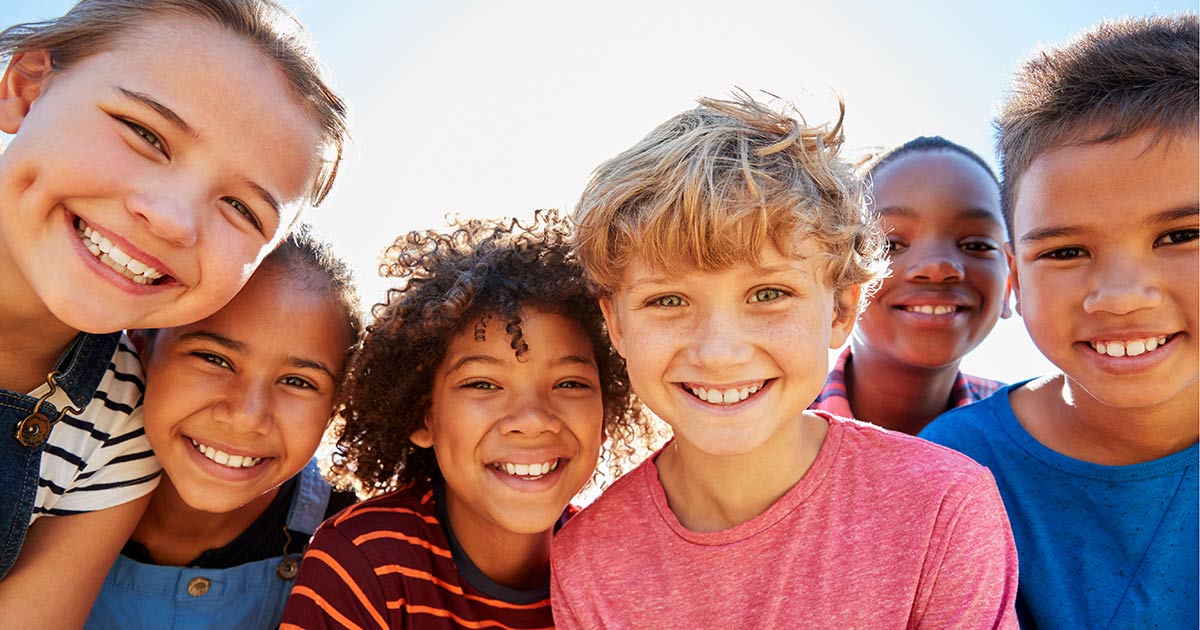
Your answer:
[0,332,120,579]
[285,460,333,536]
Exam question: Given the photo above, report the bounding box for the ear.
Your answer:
[410,424,434,448]
[829,285,860,348]
[598,295,627,359]
[0,50,53,134]
[1004,242,1021,317]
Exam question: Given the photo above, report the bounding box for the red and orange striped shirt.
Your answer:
[281,480,556,630]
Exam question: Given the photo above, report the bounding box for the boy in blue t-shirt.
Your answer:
[920,15,1198,629]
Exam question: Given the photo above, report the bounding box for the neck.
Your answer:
[1012,374,1200,466]
[0,245,80,393]
[131,475,279,566]
[845,344,961,434]
[444,495,552,591]
[656,411,827,532]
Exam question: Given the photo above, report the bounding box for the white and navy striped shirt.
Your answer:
[30,333,160,521]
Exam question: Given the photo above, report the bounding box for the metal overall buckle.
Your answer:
[15,371,83,447]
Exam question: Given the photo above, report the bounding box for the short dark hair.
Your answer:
[996,14,1199,239]
[862,136,997,186]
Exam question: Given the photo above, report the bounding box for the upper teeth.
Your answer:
[191,438,263,469]
[1091,336,1169,358]
[496,460,559,479]
[77,221,164,284]
[688,382,763,405]
[906,305,957,315]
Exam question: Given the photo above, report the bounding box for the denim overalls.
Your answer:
[85,461,333,630]
[0,332,120,579]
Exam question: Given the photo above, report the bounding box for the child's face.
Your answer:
[1008,130,1198,410]
[140,268,350,514]
[413,308,604,538]
[854,151,1009,369]
[0,17,322,334]
[602,242,856,457]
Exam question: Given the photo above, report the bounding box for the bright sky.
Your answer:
[2,0,1192,383]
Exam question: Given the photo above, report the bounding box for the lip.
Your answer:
[66,212,179,292]
[675,378,776,411]
[486,455,569,492]
[1076,333,1181,375]
[181,434,273,483]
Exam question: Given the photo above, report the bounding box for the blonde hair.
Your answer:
[0,0,347,205]
[573,90,887,318]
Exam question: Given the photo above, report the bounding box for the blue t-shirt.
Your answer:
[920,383,1198,630]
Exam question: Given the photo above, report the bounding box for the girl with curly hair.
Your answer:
[282,210,648,630]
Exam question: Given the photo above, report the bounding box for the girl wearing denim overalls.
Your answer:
[0,1,347,625]
[87,229,361,630]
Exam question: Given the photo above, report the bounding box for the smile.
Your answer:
[191,438,264,469]
[76,219,165,285]
[1089,334,1173,358]
[491,459,560,480]
[684,380,766,405]
[900,305,963,315]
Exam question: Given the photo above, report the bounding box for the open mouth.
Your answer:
[682,380,769,406]
[190,438,265,469]
[1089,334,1174,358]
[75,218,167,285]
[490,458,560,481]
[899,305,964,315]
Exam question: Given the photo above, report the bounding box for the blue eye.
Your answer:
[749,288,785,303]
[886,240,907,254]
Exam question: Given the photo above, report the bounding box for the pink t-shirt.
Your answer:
[551,413,1019,629]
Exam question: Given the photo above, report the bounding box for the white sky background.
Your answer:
[2,0,1193,383]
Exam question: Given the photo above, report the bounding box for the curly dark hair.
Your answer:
[328,209,649,495]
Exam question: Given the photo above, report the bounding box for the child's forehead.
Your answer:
[617,242,826,288]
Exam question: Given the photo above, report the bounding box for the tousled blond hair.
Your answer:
[0,0,347,206]
[573,90,886,318]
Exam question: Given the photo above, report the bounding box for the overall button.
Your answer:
[187,576,211,597]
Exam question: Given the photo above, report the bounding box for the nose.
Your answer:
[496,388,563,437]
[1083,256,1163,315]
[686,307,754,370]
[126,190,199,248]
[902,243,964,283]
[213,380,271,434]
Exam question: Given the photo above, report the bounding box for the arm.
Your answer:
[281,524,391,630]
[915,473,1020,630]
[549,556,583,630]
[0,494,150,629]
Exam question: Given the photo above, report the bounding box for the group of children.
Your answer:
[0,1,1193,629]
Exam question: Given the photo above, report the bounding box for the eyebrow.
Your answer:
[247,181,283,223]
[879,205,1003,225]
[1021,205,1199,243]
[443,353,597,375]
[176,331,336,379]
[117,88,197,139]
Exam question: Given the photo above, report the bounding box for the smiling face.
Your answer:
[853,150,1009,369]
[601,242,856,458]
[140,265,351,514]
[413,307,604,539]
[1009,130,1198,411]
[0,16,322,334]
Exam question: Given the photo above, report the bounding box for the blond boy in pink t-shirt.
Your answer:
[550,92,1019,628]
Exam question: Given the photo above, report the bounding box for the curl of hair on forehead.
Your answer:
[573,89,888,319]
[0,0,348,206]
[328,209,653,496]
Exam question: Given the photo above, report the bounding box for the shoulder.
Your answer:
[313,482,445,567]
[826,414,996,493]
[554,457,657,555]
[919,384,1019,456]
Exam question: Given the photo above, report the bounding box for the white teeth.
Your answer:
[1090,335,1171,358]
[688,382,764,406]
[497,459,558,479]
[190,438,262,469]
[76,220,164,284]
[907,305,957,315]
